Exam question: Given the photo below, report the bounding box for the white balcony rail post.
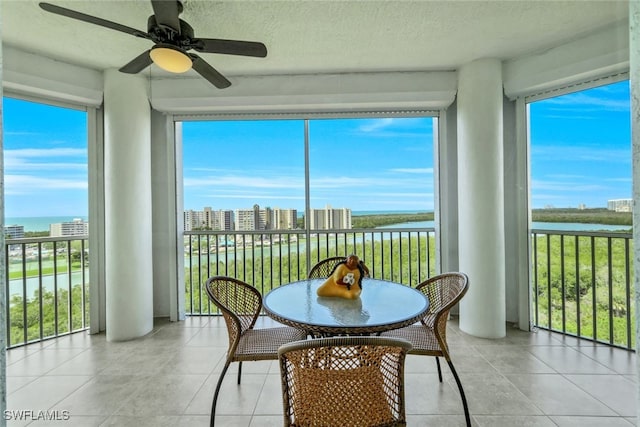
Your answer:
[629,0,640,419]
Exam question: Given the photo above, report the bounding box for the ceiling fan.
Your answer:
[39,1,268,89]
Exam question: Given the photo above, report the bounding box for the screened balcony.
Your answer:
[1,1,639,425]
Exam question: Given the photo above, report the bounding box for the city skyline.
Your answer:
[3,79,631,218]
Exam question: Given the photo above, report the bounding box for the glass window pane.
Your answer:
[3,97,88,230]
[529,81,631,212]
[182,120,305,224]
[308,117,435,227]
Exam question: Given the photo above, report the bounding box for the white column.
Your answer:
[629,0,640,420]
[457,59,506,338]
[103,70,154,341]
[0,2,7,423]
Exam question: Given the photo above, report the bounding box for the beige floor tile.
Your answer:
[5,375,37,394]
[457,373,543,416]
[185,372,268,417]
[115,373,208,416]
[54,374,150,416]
[506,373,617,416]
[474,345,556,374]
[565,374,637,417]
[13,415,106,426]
[407,414,473,426]
[404,373,467,415]
[550,415,636,426]
[101,415,202,427]
[574,344,637,375]
[6,348,88,376]
[253,374,284,415]
[158,346,226,375]
[4,317,637,426]
[7,375,93,413]
[473,415,557,426]
[527,345,616,374]
[248,415,284,426]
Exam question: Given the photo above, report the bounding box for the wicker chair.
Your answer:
[205,276,308,427]
[278,336,412,427]
[381,272,471,427]
[308,256,371,278]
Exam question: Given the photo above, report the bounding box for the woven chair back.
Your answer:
[205,276,262,333]
[279,336,412,427]
[417,272,469,317]
[308,256,371,279]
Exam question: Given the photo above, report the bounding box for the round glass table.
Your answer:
[263,278,430,335]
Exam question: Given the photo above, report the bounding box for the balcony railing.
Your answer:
[4,227,636,351]
[531,228,635,350]
[5,235,89,348]
[183,227,437,315]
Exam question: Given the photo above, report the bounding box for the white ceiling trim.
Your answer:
[149,71,458,114]
[3,46,103,107]
[503,21,629,99]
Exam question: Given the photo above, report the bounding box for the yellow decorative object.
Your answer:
[316,255,365,299]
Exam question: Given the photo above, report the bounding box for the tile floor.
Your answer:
[4,316,638,426]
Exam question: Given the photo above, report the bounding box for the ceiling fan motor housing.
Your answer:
[147,15,194,47]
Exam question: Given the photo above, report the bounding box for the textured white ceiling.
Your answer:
[1,0,630,81]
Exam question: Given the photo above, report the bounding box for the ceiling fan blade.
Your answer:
[193,38,267,58]
[151,0,181,33]
[39,2,149,39]
[119,50,153,74]
[190,54,231,89]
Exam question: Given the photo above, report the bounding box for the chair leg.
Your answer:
[237,361,243,384]
[210,359,232,427]
[435,357,443,382]
[446,359,471,427]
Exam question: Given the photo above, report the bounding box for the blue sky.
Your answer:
[3,99,88,218]
[2,79,631,217]
[182,117,434,212]
[529,80,631,209]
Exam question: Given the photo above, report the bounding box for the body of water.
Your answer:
[6,216,88,232]
[378,220,631,232]
[6,215,631,233]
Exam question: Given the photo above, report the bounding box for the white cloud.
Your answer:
[5,148,87,158]
[388,168,433,174]
[358,118,395,132]
[531,145,629,163]
[4,148,88,172]
[5,159,87,171]
[543,92,629,112]
[531,178,608,192]
[205,194,304,200]
[5,175,87,194]
[185,175,303,189]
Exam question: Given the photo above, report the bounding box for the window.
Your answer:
[182,117,435,230]
[529,81,631,216]
[4,97,88,227]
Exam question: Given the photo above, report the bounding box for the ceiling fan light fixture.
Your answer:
[150,45,192,73]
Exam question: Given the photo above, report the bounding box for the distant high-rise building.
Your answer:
[5,224,24,239]
[233,205,299,231]
[607,198,632,212]
[184,205,307,231]
[273,208,298,230]
[50,218,88,237]
[184,207,234,231]
[307,205,352,230]
[235,207,258,231]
